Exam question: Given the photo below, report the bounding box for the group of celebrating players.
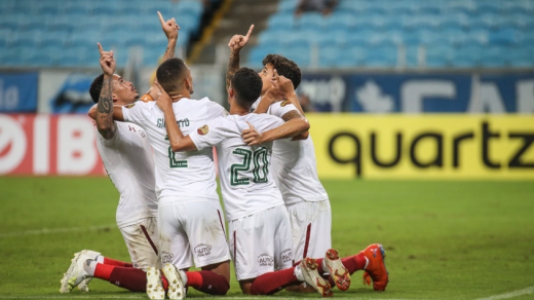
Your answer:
[58,12,388,299]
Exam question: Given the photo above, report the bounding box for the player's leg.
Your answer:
[173,199,231,296]
[82,218,160,292]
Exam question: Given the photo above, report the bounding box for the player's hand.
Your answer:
[242,121,263,146]
[228,24,254,54]
[158,11,180,40]
[154,81,173,111]
[97,43,115,76]
[270,69,295,100]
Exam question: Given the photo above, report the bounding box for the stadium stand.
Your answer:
[249,0,534,68]
[0,0,207,67]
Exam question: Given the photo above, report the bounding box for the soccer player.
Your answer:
[91,57,234,300]
[59,12,179,294]
[227,26,389,292]
[153,65,338,297]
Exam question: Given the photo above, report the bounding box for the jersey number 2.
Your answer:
[231,147,269,186]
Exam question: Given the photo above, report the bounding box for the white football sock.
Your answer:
[83,260,97,276]
[294,265,304,282]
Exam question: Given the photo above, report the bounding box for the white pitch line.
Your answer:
[0,224,116,238]
[474,285,534,300]
[0,297,418,300]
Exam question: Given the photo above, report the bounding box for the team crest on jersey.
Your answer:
[139,93,154,102]
[280,100,290,107]
[125,103,136,109]
[197,125,209,135]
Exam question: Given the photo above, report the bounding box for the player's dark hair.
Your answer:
[156,58,188,94]
[262,54,301,89]
[231,67,262,108]
[89,74,105,103]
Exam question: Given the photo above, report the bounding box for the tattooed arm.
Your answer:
[95,43,117,140]
[226,25,254,89]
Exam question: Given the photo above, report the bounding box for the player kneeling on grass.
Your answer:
[227,24,389,293]
[153,65,339,297]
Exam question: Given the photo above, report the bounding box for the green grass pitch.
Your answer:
[0,177,533,299]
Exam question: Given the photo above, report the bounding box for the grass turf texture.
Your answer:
[0,178,533,300]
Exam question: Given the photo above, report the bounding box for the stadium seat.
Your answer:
[268,13,296,31]
[278,0,298,14]
[318,29,348,47]
[426,46,452,67]
[489,29,519,46]
[364,47,398,67]
[325,11,356,30]
[296,13,327,31]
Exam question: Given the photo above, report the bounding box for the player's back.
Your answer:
[193,113,285,221]
[96,121,158,228]
[267,102,328,205]
[122,97,226,201]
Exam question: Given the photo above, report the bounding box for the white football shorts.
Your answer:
[119,217,160,271]
[287,200,332,263]
[157,196,231,270]
[229,205,293,281]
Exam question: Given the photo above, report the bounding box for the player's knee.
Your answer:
[239,280,253,295]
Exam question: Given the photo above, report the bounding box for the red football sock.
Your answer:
[103,257,133,268]
[314,254,366,275]
[93,263,115,281]
[108,266,148,292]
[250,267,298,295]
[342,254,367,274]
[185,270,229,295]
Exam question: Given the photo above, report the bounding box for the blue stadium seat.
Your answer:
[489,29,519,46]
[318,29,348,47]
[475,1,502,15]
[142,1,172,15]
[296,13,327,31]
[11,30,41,48]
[280,46,311,67]
[364,46,398,67]
[258,30,285,45]
[426,46,452,67]
[268,13,297,31]
[248,45,278,66]
[318,45,339,67]
[40,32,69,48]
[325,12,356,30]
[36,1,62,15]
[174,0,203,16]
[480,48,507,67]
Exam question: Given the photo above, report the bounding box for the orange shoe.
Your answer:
[360,243,389,291]
[324,249,351,291]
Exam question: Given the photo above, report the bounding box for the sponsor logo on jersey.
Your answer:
[280,100,290,107]
[125,103,136,109]
[281,248,292,263]
[157,118,164,128]
[194,243,212,257]
[258,254,274,267]
[177,118,190,127]
[197,125,209,135]
[161,251,174,264]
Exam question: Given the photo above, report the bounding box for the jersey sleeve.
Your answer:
[262,114,285,131]
[189,117,227,150]
[203,98,228,119]
[121,101,150,124]
[267,101,299,119]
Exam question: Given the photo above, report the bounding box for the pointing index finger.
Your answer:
[157,11,165,25]
[97,42,103,54]
[245,24,255,39]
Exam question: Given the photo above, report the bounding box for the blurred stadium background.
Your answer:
[0,0,533,298]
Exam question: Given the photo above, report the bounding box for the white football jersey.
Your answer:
[96,121,158,228]
[267,101,329,205]
[121,97,226,200]
[189,113,285,221]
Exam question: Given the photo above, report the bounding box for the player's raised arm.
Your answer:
[154,82,197,152]
[226,24,254,89]
[144,12,180,100]
[94,43,119,139]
